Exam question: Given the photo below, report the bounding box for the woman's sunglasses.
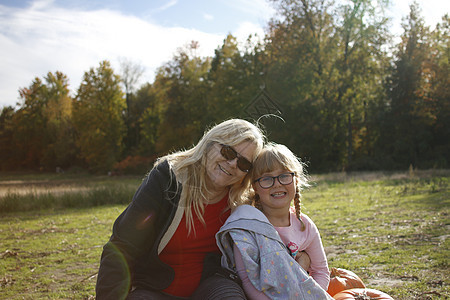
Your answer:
[219,144,252,172]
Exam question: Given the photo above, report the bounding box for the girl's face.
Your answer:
[253,168,296,212]
[205,141,257,192]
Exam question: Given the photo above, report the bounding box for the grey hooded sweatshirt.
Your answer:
[216,205,332,300]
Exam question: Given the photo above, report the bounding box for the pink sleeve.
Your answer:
[304,218,330,290]
[233,244,270,300]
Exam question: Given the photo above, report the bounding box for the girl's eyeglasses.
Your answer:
[220,144,252,172]
[254,172,295,189]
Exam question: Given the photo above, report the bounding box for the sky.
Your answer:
[0,0,448,108]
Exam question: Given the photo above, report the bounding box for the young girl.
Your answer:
[216,142,331,299]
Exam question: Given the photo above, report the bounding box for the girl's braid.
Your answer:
[294,188,306,231]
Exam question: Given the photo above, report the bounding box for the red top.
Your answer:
[159,194,230,297]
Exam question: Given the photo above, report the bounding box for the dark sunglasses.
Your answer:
[219,144,253,172]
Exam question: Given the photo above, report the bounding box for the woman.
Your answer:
[95,119,265,299]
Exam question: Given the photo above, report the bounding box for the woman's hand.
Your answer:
[295,251,311,271]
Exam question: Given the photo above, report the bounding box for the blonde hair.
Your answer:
[251,142,310,230]
[155,119,265,234]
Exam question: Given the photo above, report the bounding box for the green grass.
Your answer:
[0,170,449,299]
[304,171,449,299]
[0,206,124,299]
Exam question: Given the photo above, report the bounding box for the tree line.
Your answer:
[0,0,448,174]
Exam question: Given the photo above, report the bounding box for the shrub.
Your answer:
[113,155,156,175]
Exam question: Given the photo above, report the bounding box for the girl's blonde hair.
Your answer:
[251,142,310,230]
[155,119,265,234]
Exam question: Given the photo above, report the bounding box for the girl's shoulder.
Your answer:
[288,206,311,221]
[299,212,313,223]
[289,210,317,228]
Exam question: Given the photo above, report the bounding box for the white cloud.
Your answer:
[203,13,214,21]
[29,0,55,10]
[234,21,265,46]
[3,0,444,108]
[153,0,178,13]
[387,0,449,38]
[0,1,223,107]
[226,0,276,20]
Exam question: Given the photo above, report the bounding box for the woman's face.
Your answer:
[253,168,296,212]
[205,141,257,192]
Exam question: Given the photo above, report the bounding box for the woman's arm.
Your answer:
[295,250,311,271]
[96,162,174,299]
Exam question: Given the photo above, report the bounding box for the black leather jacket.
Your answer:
[96,160,182,299]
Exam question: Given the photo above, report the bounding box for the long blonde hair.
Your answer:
[155,119,265,233]
[251,142,310,230]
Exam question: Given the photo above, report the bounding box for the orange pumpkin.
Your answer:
[333,288,394,300]
[327,267,366,296]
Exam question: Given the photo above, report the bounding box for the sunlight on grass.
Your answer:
[0,171,449,299]
[303,173,449,299]
[0,206,125,299]
[0,177,141,212]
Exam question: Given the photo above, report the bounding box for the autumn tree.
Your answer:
[73,60,126,173]
[119,57,145,154]
[11,78,47,169]
[40,72,76,169]
[263,0,341,171]
[151,41,211,154]
[206,34,266,123]
[3,72,75,170]
[333,0,390,169]
[263,0,390,171]
[427,15,450,167]
[135,83,160,156]
[0,106,16,170]
[2,1,447,173]
[381,2,436,169]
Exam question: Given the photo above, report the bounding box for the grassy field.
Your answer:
[0,170,448,299]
